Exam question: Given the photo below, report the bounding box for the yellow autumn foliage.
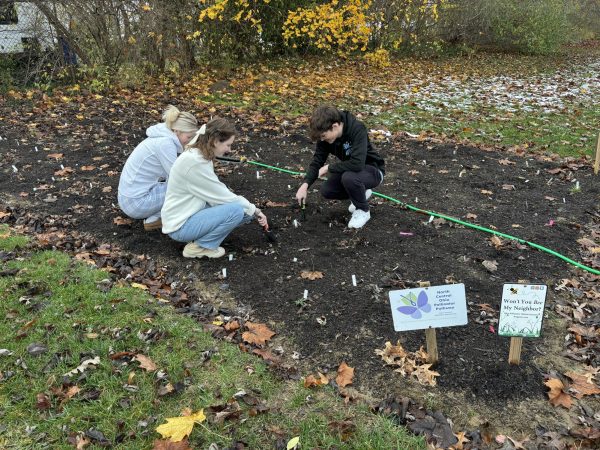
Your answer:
[282,0,372,54]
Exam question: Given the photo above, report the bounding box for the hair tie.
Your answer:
[187,124,207,147]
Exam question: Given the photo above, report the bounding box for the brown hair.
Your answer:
[308,105,342,141]
[188,117,236,160]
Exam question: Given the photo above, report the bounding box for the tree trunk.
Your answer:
[31,0,90,65]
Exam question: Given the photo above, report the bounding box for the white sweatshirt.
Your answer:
[118,123,182,199]
[161,149,256,234]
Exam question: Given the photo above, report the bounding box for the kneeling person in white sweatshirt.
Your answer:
[161,118,268,259]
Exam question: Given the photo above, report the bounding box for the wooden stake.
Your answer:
[508,337,523,365]
[425,328,438,365]
[594,132,600,175]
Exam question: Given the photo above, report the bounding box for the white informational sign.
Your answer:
[389,284,468,332]
[498,284,547,337]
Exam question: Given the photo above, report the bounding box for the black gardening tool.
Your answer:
[300,199,306,221]
[216,156,247,163]
[263,224,277,243]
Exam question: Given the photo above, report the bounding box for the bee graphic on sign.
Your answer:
[510,287,518,295]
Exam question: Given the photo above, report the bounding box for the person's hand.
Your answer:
[295,183,308,206]
[256,212,268,228]
[318,164,329,178]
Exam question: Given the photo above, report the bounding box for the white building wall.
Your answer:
[0,2,55,53]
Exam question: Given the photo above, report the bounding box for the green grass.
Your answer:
[0,225,28,251]
[0,226,424,449]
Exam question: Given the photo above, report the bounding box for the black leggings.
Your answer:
[320,165,382,212]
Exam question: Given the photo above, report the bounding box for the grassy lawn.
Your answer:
[190,50,600,159]
[0,225,424,449]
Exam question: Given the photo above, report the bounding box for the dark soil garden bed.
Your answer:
[1,98,598,439]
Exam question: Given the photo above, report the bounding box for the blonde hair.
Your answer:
[187,117,236,161]
[162,105,198,133]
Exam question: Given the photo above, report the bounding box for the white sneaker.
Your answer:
[183,242,226,259]
[348,189,373,213]
[348,209,371,229]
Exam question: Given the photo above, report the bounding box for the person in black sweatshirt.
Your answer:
[295,105,385,229]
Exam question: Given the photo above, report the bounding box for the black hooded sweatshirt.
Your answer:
[303,111,385,186]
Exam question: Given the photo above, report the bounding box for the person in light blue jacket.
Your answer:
[118,105,198,230]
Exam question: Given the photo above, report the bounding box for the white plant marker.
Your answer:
[351,275,357,286]
[89,182,93,188]
[575,181,580,190]
[12,165,18,173]
[428,215,434,223]
[60,164,65,170]
[293,257,297,262]
[288,185,291,189]
[526,160,529,167]
[293,219,298,228]
[256,171,260,179]
[563,198,566,203]
[229,254,233,261]
[34,146,38,152]
[303,289,308,300]
[51,176,55,181]
[222,268,227,278]
[415,197,419,203]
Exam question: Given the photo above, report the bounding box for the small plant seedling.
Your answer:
[294,297,307,308]
[569,181,581,194]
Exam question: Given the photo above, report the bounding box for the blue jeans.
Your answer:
[118,181,167,221]
[168,203,253,249]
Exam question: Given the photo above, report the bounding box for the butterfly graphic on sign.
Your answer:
[397,290,431,319]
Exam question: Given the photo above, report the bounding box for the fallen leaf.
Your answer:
[152,439,193,450]
[81,166,96,171]
[453,431,470,450]
[502,184,515,190]
[480,189,493,195]
[64,356,101,377]
[374,341,407,365]
[265,201,288,207]
[482,260,498,272]
[304,372,329,388]
[465,213,478,220]
[47,153,63,160]
[135,354,158,372]
[565,370,600,399]
[490,236,503,249]
[336,361,354,387]
[414,363,440,386]
[131,282,148,290]
[498,159,516,166]
[242,322,275,346]
[156,410,206,442]
[300,270,324,280]
[158,383,175,397]
[36,392,51,410]
[75,434,90,449]
[54,167,74,176]
[544,378,573,409]
[224,320,240,331]
[287,436,300,450]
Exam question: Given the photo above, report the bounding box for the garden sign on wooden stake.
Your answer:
[389,284,467,365]
[498,284,548,365]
